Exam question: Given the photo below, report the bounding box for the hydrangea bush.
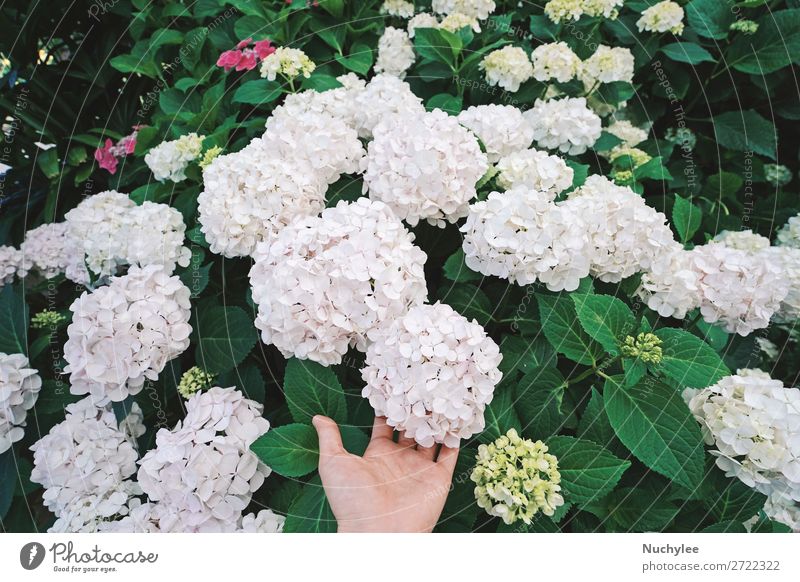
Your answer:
[1,0,800,533]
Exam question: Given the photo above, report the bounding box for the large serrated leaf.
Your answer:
[250,423,319,478]
[572,294,636,356]
[537,294,604,366]
[284,358,347,424]
[654,328,730,389]
[547,436,630,505]
[194,306,257,374]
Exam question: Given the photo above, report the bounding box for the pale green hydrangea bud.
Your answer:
[199,146,223,169]
[610,146,652,169]
[611,169,636,186]
[665,127,696,150]
[31,309,66,330]
[177,366,216,399]
[471,428,564,525]
[764,164,792,187]
[730,19,759,34]
[620,332,663,364]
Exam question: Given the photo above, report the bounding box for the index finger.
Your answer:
[370,416,394,442]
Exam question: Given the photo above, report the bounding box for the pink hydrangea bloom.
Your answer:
[94,139,118,174]
[236,49,258,71]
[216,49,243,72]
[254,40,275,59]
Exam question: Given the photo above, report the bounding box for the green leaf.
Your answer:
[606,487,680,531]
[232,80,283,104]
[603,375,705,491]
[654,328,730,389]
[283,477,337,532]
[413,28,460,67]
[660,42,716,64]
[250,423,318,478]
[219,363,265,403]
[443,248,481,283]
[672,194,702,242]
[713,110,778,160]
[593,131,624,152]
[728,9,800,74]
[0,285,28,354]
[334,43,373,74]
[515,367,566,439]
[426,93,462,114]
[686,0,735,39]
[547,436,631,505]
[36,148,59,179]
[302,74,343,92]
[701,521,747,533]
[537,294,604,366]
[572,294,636,356]
[577,387,617,449]
[438,284,494,326]
[479,386,522,443]
[703,469,767,523]
[194,306,258,374]
[499,336,556,377]
[109,54,158,77]
[283,358,347,424]
[0,451,15,519]
[633,156,673,181]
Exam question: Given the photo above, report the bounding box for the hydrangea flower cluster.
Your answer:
[636,1,685,35]
[407,12,441,37]
[531,42,581,83]
[777,213,800,248]
[684,369,800,503]
[362,302,503,448]
[19,222,88,284]
[64,265,193,404]
[30,397,141,532]
[249,198,428,366]
[178,366,216,399]
[216,37,275,72]
[94,125,140,175]
[381,0,415,18]
[351,73,425,138]
[544,0,624,23]
[375,26,415,78]
[362,109,489,227]
[0,245,22,286]
[0,353,41,454]
[471,429,565,525]
[480,46,534,92]
[525,97,602,155]
[439,13,481,32]
[144,133,205,183]
[765,164,793,188]
[457,104,535,163]
[579,45,635,86]
[606,119,649,148]
[131,388,272,532]
[495,148,574,193]
[260,47,316,82]
[431,0,497,19]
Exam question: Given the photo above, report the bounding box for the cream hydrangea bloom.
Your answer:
[525,97,602,155]
[374,26,415,78]
[431,0,496,19]
[20,222,89,284]
[351,74,426,138]
[684,369,800,502]
[145,133,204,183]
[407,13,440,37]
[712,229,771,253]
[259,47,315,81]
[637,1,685,35]
[239,509,286,533]
[439,13,481,33]
[269,73,366,130]
[0,353,41,454]
[381,0,415,18]
[764,164,793,187]
[606,119,649,148]
[197,138,327,258]
[362,302,502,448]
[457,104,535,163]
[249,198,428,366]
[462,188,590,291]
[544,0,623,23]
[777,214,800,248]
[580,45,635,85]
[362,109,489,227]
[531,42,581,83]
[480,46,534,93]
[495,148,574,194]
[64,265,193,404]
[764,246,800,323]
[0,245,22,286]
[472,429,565,525]
[637,245,702,319]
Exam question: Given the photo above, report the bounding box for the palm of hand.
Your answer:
[313,415,460,533]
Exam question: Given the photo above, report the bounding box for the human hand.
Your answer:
[312,415,460,533]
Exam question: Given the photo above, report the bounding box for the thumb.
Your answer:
[312,415,345,458]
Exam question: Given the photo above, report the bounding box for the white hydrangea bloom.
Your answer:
[525,97,602,155]
[0,353,41,454]
[351,74,425,138]
[439,12,482,32]
[374,26,416,78]
[777,214,800,248]
[637,1,685,35]
[145,133,204,183]
[263,109,365,185]
[270,74,366,130]
[689,244,788,335]
[764,495,800,532]
[637,245,702,319]
[259,47,315,81]
[764,164,793,187]
[461,188,590,291]
[239,509,285,533]
[565,175,676,282]
[362,109,489,227]
[30,397,140,530]
[362,302,503,448]
[531,42,581,83]
[684,369,800,502]
[495,148,574,194]
[544,0,623,23]
[480,46,534,93]
[431,0,496,19]
[407,13,440,37]
[127,202,192,274]
[381,0,415,18]
[120,402,146,443]
[0,245,22,286]
[64,265,192,404]
[606,119,648,148]
[712,229,771,253]
[457,105,534,164]
[20,222,88,284]
[135,387,271,532]
[580,45,635,85]
[197,138,327,258]
[250,199,428,366]
[764,246,800,323]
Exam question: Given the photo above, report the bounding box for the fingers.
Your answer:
[419,443,439,461]
[436,445,460,475]
[312,415,345,458]
[396,431,417,449]
[370,416,393,442]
